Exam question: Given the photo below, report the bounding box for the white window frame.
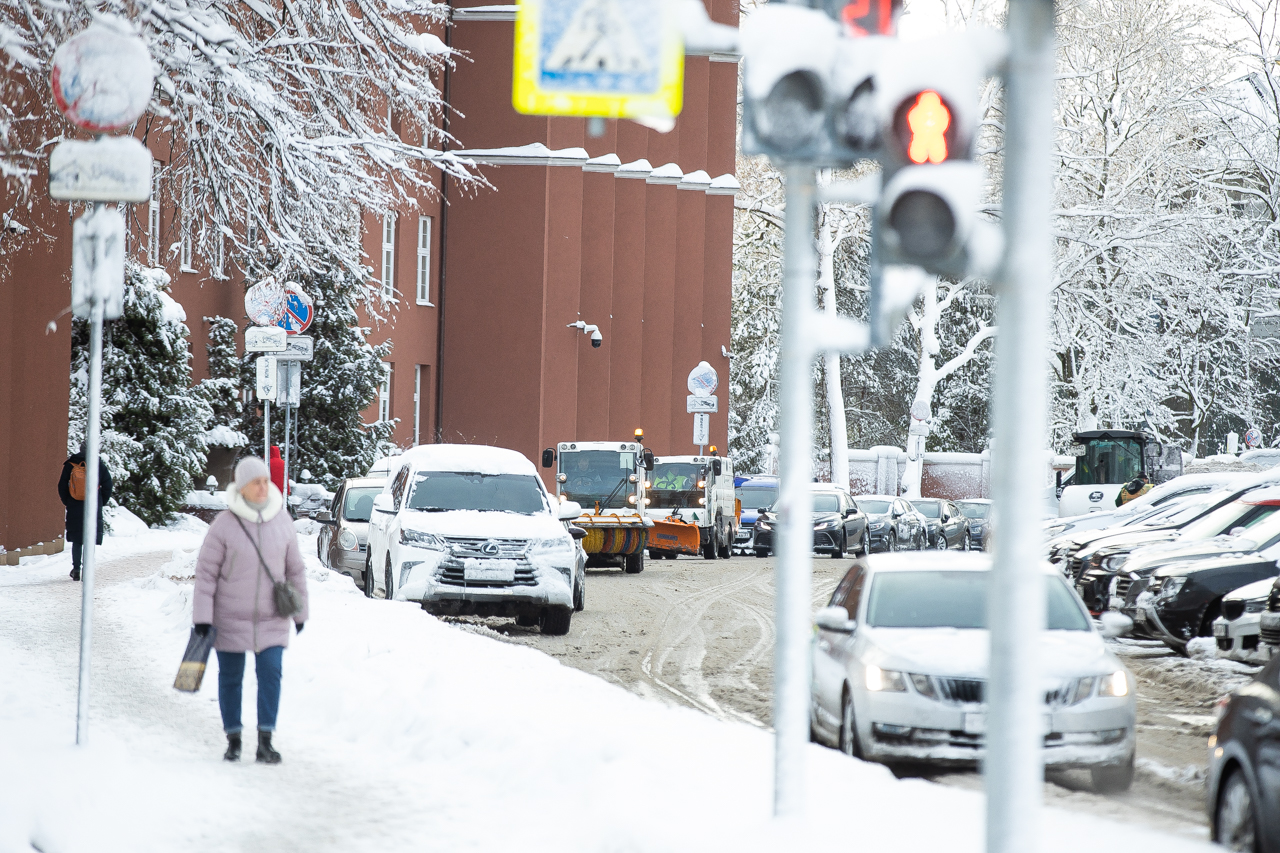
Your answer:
[378,365,392,423]
[416,216,433,305]
[381,213,396,299]
[147,162,161,266]
[213,232,227,279]
[413,365,422,445]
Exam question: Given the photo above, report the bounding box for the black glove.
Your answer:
[295,622,304,634]
[193,623,212,638]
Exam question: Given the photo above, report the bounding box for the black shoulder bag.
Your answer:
[234,515,303,618]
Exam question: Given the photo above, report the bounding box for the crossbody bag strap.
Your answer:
[233,515,280,585]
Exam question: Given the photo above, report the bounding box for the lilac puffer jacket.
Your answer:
[194,483,309,652]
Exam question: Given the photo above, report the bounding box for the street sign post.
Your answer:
[693,412,710,447]
[50,18,154,748]
[687,395,718,413]
[273,334,314,361]
[255,356,279,402]
[245,326,287,353]
[513,0,684,123]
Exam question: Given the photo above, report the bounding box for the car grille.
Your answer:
[441,536,529,559]
[1124,577,1149,606]
[436,559,538,588]
[1114,577,1133,600]
[1224,600,1246,622]
[936,677,985,704]
[1067,558,1084,581]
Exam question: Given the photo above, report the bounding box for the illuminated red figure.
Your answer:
[906,91,950,164]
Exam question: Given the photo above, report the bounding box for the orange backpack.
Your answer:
[69,462,87,501]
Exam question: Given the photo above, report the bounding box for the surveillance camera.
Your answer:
[590,330,602,348]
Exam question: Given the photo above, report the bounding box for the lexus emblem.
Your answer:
[481,541,500,556]
[1089,491,1104,502]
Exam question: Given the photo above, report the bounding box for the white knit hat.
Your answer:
[234,456,270,489]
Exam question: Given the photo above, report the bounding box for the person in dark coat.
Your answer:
[57,449,113,581]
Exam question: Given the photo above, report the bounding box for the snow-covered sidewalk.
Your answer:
[1,518,1220,853]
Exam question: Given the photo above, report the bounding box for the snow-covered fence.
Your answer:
[845,447,992,499]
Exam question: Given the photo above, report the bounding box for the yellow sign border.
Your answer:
[512,0,684,119]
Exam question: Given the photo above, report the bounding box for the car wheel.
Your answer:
[362,562,375,598]
[861,531,871,556]
[963,532,972,552]
[1090,750,1135,794]
[317,536,326,564]
[718,524,732,559]
[831,532,845,559]
[888,531,898,553]
[936,533,948,551]
[839,689,862,758]
[916,531,925,550]
[754,549,769,558]
[624,549,645,574]
[702,529,717,560]
[540,606,573,635]
[515,612,539,627]
[1215,769,1259,851]
[384,559,394,601]
[573,575,585,612]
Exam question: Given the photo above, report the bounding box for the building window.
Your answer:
[247,221,258,251]
[413,365,422,445]
[378,364,392,422]
[179,188,195,272]
[213,232,226,279]
[147,162,161,267]
[381,213,396,299]
[416,216,432,305]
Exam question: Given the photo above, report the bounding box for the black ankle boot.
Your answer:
[70,567,80,581]
[256,730,281,764]
[223,733,241,761]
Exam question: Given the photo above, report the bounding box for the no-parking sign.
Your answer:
[277,282,314,334]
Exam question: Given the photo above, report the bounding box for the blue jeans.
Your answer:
[216,647,284,734]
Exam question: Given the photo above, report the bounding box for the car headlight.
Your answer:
[814,520,838,531]
[909,673,937,700]
[399,528,447,550]
[1156,577,1186,601]
[756,520,772,531]
[529,536,574,560]
[869,521,886,530]
[1100,554,1127,572]
[1098,670,1129,698]
[865,664,908,693]
[338,529,359,551]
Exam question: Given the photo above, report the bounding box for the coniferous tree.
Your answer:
[70,263,214,526]
[238,270,396,490]
[198,315,248,450]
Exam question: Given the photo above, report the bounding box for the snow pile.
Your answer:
[103,504,149,536]
[156,546,200,580]
[1137,758,1207,786]
[1186,637,1218,660]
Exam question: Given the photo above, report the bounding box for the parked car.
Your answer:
[1212,579,1273,664]
[910,499,970,550]
[1136,546,1280,655]
[752,485,869,558]
[1043,472,1252,543]
[365,444,587,635]
[733,474,779,554]
[955,499,991,551]
[810,552,1136,792]
[855,496,926,553]
[1207,654,1280,850]
[1078,485,1280,614]
[316,476,385,590]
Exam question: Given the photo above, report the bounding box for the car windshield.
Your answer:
[956,502,989,519]
[406,472,546,515]
[858,499,892,514]
[1179,499,1279,541]
[649,462,704,509]
[813,493,841,512]
[911,500,941,518]
[864,571,1090,631]
[737,486,778,510]
[559,450,634,509]
[1137,494,1220,528]
[342,487,381,522]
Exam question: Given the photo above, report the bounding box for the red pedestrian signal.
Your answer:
[905,91,951,164]
[832,0,901,36]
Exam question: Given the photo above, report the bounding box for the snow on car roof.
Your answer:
[1240,485,1280,505]
[396,443,538,476]
[864,552,1061,575]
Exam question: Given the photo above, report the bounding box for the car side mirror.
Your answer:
[316,511,334,524]
[541,448,555,469]
[712,458,723,476]
[558,500,583,521]
[568,525,587,541]
[643,449,655,471]
[814,606,856,633]
[372,494,394,514]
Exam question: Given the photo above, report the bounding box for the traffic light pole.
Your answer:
[985,2,1055,852]
[774,164,817,819]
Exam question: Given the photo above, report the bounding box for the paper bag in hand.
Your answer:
[174,626,217,692]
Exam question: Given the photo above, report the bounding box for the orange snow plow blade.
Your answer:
[648,517,701,555]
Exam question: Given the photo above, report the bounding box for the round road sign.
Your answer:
[687,360,718,396]
[277,282,314,334]
[1245,428,1263,449]
[50,22,153,132]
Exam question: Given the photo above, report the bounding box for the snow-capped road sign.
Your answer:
[255,356,278,402]
[687,395,718,413]
[687,361,718,395]
[513,0,684,120]
[1245,428,1263,449]
[245,326,287,353]
[277,282,314,334]
[273,335,314,362]
[693,412,710,446]
[49,136,152,203]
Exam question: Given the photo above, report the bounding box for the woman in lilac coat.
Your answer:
[194,456,308,763]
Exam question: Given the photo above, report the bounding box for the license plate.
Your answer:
[1134,609,1147,624]
[1214,622,1228,638]
[463,559,515,582]
[964,713,1051,735]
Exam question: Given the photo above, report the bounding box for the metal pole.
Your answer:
[263,398,271,465]
[76,288,105,745]
[774,164,817,818]
[283,395,291,500]
[986,2,1055,852]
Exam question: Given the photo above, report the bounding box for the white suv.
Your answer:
[366,444,586,635]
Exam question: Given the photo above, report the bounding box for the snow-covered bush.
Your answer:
[197,315,247,451]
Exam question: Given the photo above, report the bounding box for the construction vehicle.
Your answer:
[645,452,737,559]
[1057,429,1183,517]
[543,432,655,573]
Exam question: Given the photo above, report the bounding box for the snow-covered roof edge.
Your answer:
[451,5,516,21]
[677,170,712,191]
[706,174,740,196]
[584,153,622,173]
[646,162,685,185]
[453,143,589,167]
[616,159,654,179]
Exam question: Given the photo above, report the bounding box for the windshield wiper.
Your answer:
[413,506,451,512]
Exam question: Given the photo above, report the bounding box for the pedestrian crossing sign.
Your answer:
[513,0,684,119]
